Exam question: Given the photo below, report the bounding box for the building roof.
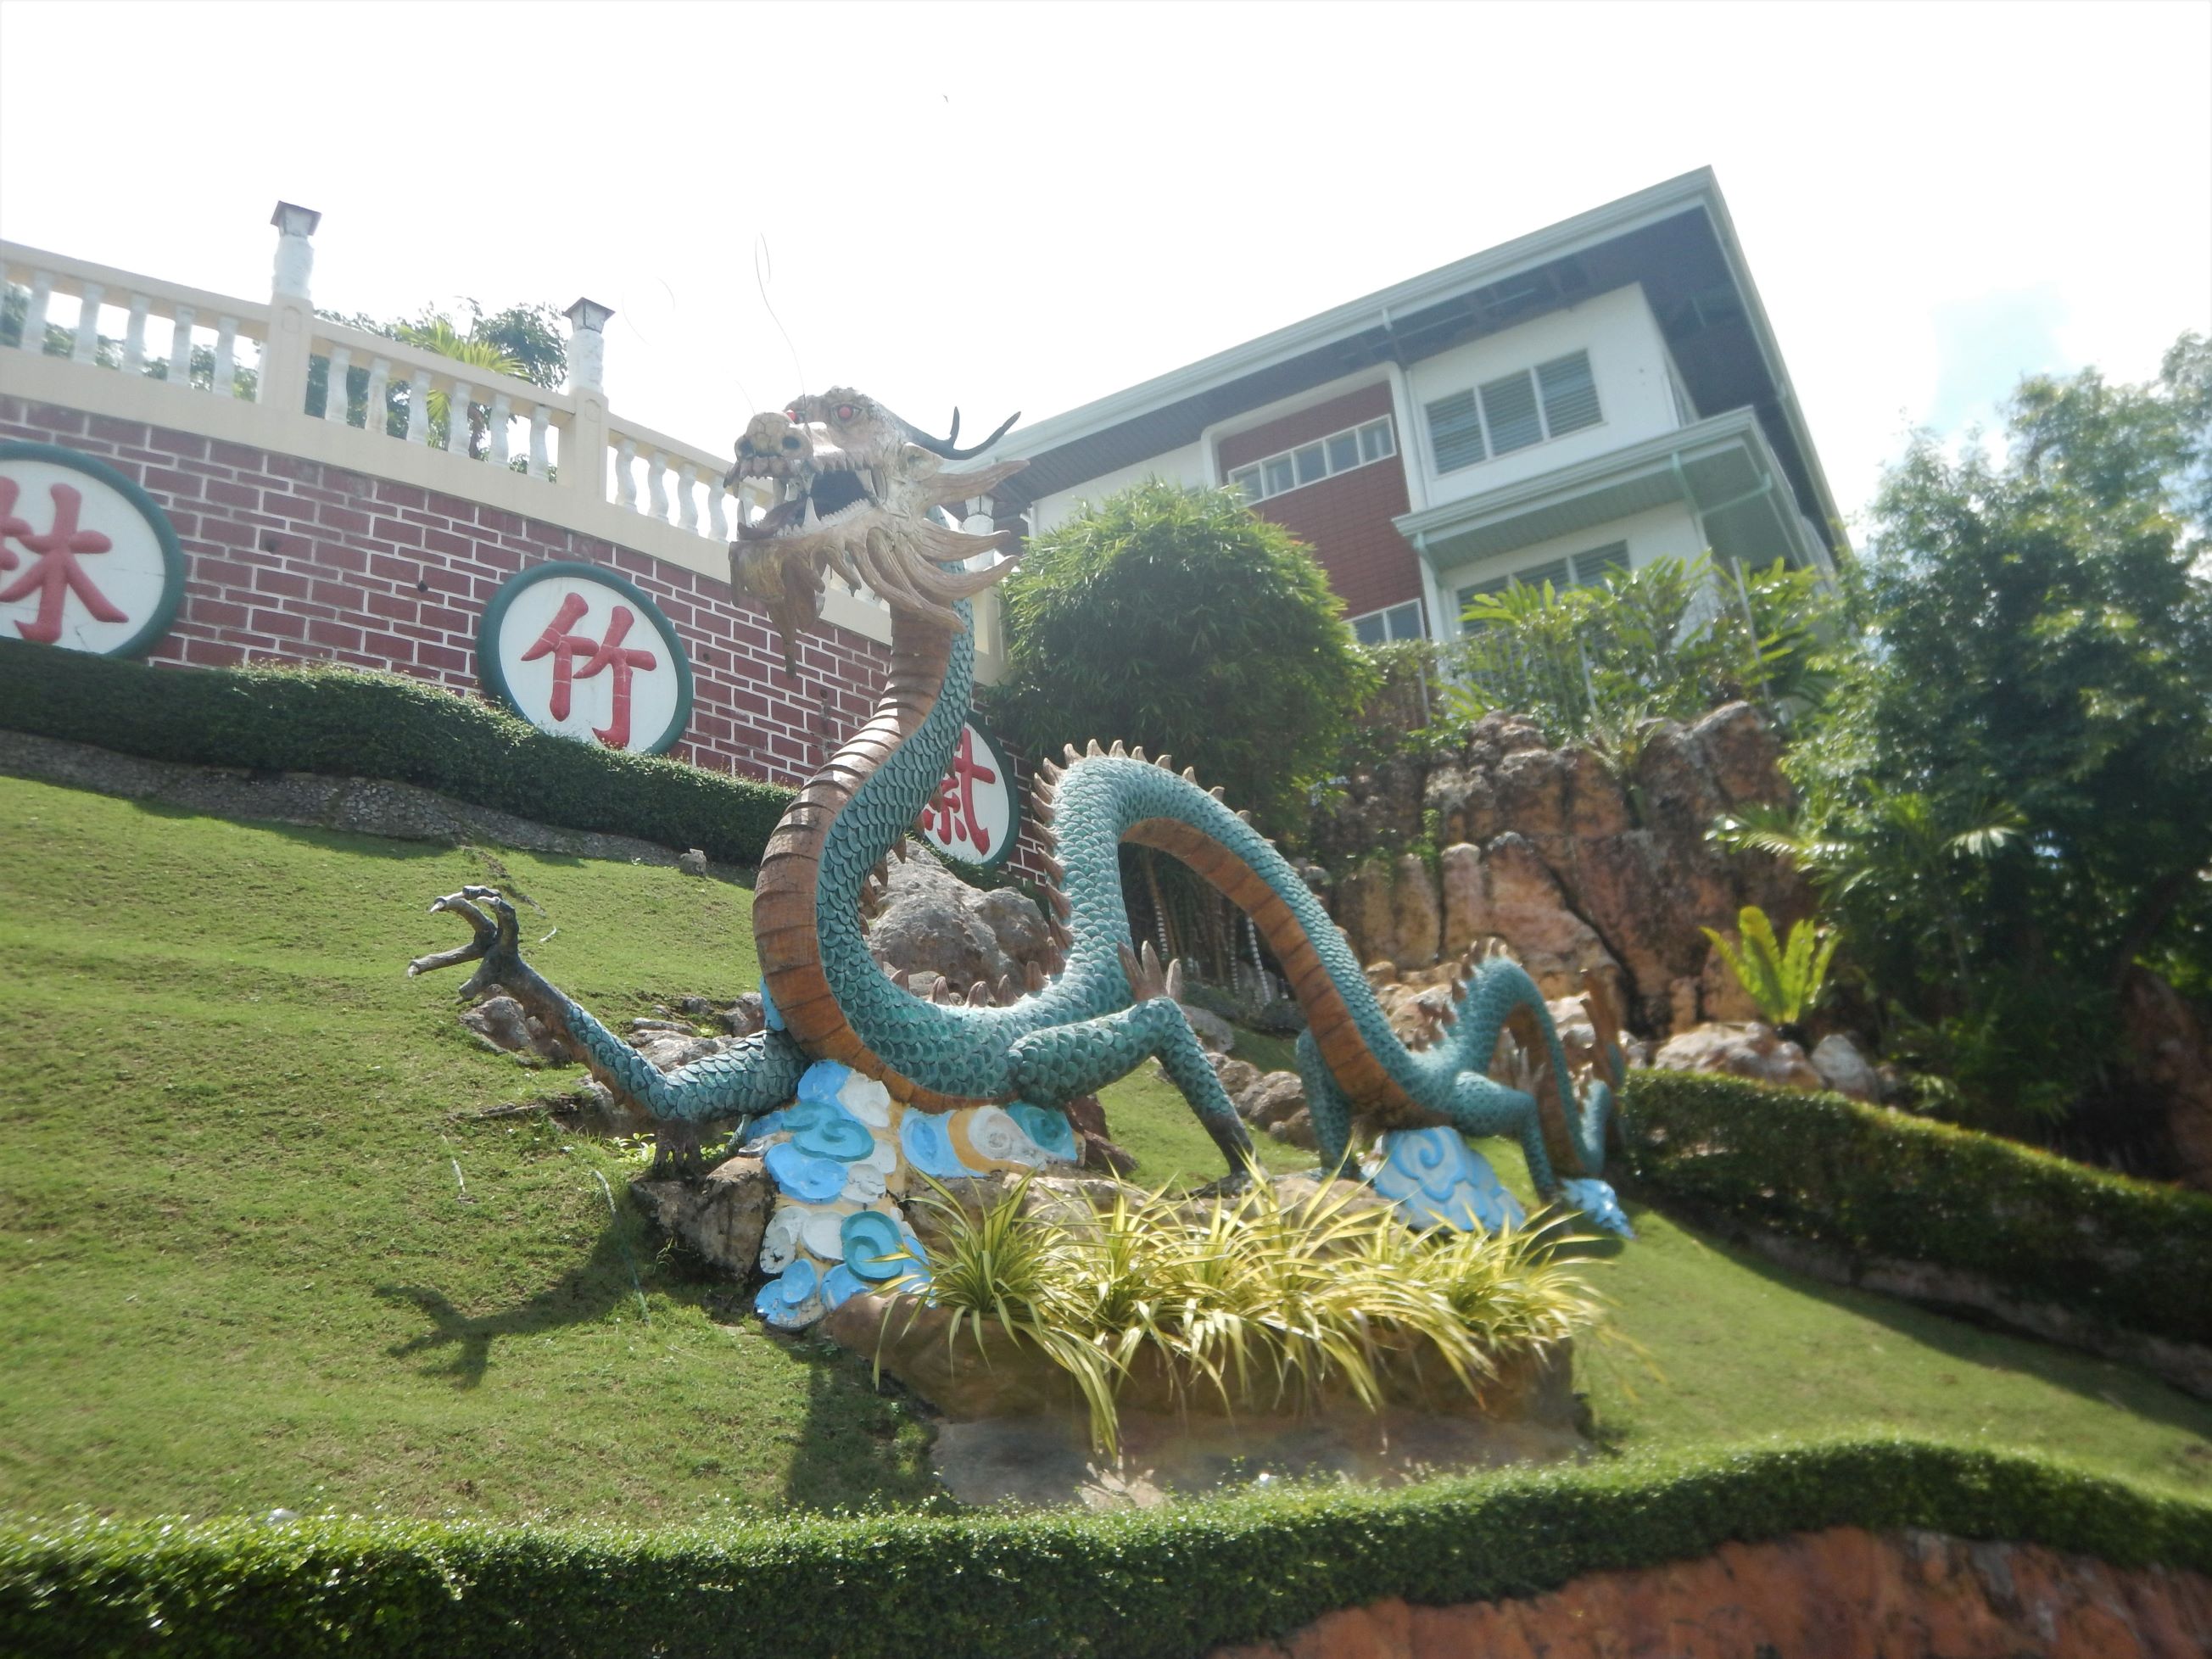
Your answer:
[994,169,1844,558]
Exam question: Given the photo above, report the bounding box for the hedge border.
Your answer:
[1620,1070,2212,1349]
[0,640,793,866]
[4,1439,2207,1658]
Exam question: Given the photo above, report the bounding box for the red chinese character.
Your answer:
[0,480,127,645]
[919,726,998,855]
[518,590,660,749]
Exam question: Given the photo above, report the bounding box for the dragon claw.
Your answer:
[408,886,528,1000]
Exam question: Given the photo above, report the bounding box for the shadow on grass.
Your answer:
[1642,1195,2212,1444]
[377,1223,645,1388]
[774,1337,946,1513]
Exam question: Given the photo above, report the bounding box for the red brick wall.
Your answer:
[1,394,1050,885]
[1215,383,1422,621]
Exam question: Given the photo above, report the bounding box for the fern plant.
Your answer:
[1701,904,1840,1036]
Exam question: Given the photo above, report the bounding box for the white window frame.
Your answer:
[1349,598,1425,646]
[1228,416,1396,505]
[1424,349,1605,477]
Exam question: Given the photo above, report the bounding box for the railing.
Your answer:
[0,207,1003,656]
[3,243,271,403]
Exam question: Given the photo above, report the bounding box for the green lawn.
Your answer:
[1,774,2205,1529]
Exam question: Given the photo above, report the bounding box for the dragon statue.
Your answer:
[411,389,1629,1289]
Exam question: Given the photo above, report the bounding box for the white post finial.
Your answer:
[270,201,321,299]
[562,297,612,393]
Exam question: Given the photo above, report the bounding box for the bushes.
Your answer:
[4,1439,2204,1658]
[0,642,793,866]
[1621,1071,2212,1348]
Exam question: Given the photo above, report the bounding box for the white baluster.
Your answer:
[679,464,701,533]
[212,317,238,399]
[365,358,391,436]
[406,371,430,444]
[446,382,474,455]
[489,393,512,465]
[646,451,671,520]
[71,282,104,364]
[707,480,729,540]
[123,295,150,374]
[166,304,195,382]
[323,346,353,423]
[528,406,550,479]
[19,271,52,354]
[616,438,639,509]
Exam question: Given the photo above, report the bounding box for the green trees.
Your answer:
[313,300,567,457]
[1747,335,2212,1127]
[993,480,1376,836]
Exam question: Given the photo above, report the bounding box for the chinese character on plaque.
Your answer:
[916,720,1019,869]
[479,563,694,754]
[0,443,186,656]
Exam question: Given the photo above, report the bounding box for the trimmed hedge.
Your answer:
[0,641,794,866]
[1621,1070,2212,1349]
[4,1439,2207,1658]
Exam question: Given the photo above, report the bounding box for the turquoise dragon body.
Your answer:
[413,390,1623,1203]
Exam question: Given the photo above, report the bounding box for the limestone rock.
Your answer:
[1181,1003,1237,1054]
[975,886,1050,968]
[1810,1033,1880,1101]
[1389,853,1442,969]
[629,1154,772,1277]
[1207,1054,1263,1102]
[2120,966,2212,1193]
[864,854,1053,996]
[1437,836,1625,1005]
[1652,1022,1824,1090]
[1333,864,1399,969]
[459,993,569,1064]
[1698,941,1763,1025]
[1267,1109,1318,1150]
[1239,1072,1308,1131]
[676,847,709,877]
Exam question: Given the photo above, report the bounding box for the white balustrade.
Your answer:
[616,438,639,509]
[407,371,430,444]
[365,358,390,435]
[445,383,473,455]
[528,406,550,479]
[212,317,239,399]
[678,464,701,533]
[324,346,353,423]
[167,304,195,382]
[72,282,103,364]
[647,451,670,520]
[707,480,729,539]
[489,393,512,465]
[123,294,149,374]
[19,270,51,352]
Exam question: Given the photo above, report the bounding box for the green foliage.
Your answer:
[1442,554,1835,745]
[312,299,567,458]
[994,482,1377,835]
[904,1176,1602,1456]
[0,641,791,866]
[1700,905,1839,1030]
[1620,1070,2212,1349]
[6,1441,2205,1658]
[1768,335,2212,1127]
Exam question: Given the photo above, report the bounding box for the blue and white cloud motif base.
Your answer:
[746,1058,1081,1330]
[1364,1127,1528,1232]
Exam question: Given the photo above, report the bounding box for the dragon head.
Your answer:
[726,388,1027,669]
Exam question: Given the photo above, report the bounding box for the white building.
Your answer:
[991,170,1842,647]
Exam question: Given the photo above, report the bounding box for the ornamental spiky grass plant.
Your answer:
[904,1171,1604,1455]
[1701,903,1840,1036]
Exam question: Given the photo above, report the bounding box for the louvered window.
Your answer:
[1458,542,1631,630]
[1537,352,1602,434]
[1426,391,1486,472]
[1478,371,1544,454]
[1228,416,1399,502]
[1423,349,1604,478]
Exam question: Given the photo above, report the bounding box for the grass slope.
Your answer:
[1,774,2206,1528]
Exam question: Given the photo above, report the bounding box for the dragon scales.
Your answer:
[411,388,1628,1227]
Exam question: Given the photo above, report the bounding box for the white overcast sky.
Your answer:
[3,0,2207,532]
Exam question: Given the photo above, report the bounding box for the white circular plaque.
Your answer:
[916,720,1019,869]
[0,443,186,656]
[478,561,693,754]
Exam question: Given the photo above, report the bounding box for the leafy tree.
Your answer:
[313,300,566,458]
[994,480,1377,836]
[1747,334,2212,1128]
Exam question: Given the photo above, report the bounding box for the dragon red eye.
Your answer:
[835,404,857,422]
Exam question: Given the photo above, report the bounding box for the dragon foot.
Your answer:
[408,885,532,1003]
